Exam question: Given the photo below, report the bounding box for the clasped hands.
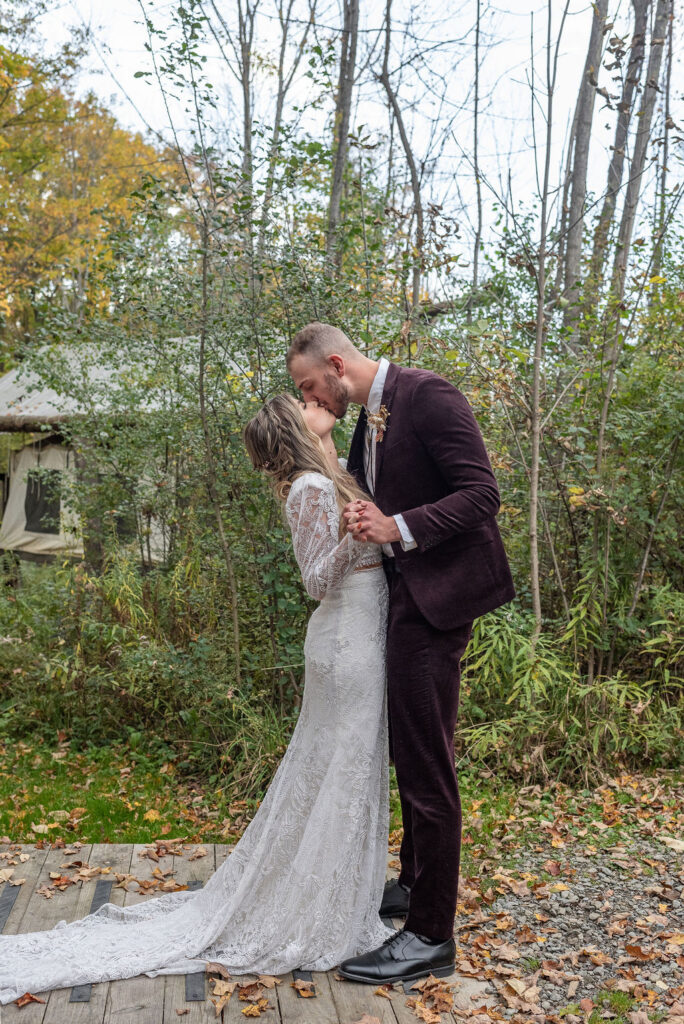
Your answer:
[342,500,401,545]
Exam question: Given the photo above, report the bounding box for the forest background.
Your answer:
[0,0,682,817]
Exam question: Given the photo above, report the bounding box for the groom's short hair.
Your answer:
[287,322,357,367]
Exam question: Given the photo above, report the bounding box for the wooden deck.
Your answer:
[0,841,492,1024]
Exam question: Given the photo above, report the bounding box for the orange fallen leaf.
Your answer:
[375,986,393,999]
[291,979,316,997]
[15,993,46,1007]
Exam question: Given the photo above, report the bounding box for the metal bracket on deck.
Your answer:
[0,880,20,933]
[292,968,315,998]
[184,880,206,1001]
[69,878,115,1002]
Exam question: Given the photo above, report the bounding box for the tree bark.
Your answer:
[530,0,571,639]
[470,0,483,321]
[651,0,674,280]
[197,221,242,687]
[609,0,670,300]
[327,0,359,267]
[589,0,650,292]
[378,0,424,314]
[562,0,609,336]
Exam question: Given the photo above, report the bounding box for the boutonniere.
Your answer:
[367,405,390,442]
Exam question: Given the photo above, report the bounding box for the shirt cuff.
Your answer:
[393,514,417,551]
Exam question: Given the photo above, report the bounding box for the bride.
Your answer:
[0,394,395,1005]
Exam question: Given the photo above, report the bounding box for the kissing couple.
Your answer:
[0,323,515,1004]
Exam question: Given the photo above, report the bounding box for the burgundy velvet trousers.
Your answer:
[384,560,473,941]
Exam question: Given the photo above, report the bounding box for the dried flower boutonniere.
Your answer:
[367,405,390,443]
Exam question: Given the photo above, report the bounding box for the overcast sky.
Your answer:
[41,0,683,251]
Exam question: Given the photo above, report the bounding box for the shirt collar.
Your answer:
[365,356,390,416]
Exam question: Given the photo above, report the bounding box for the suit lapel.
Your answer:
[373,362,401,492]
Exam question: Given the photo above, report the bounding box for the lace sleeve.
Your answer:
[285,474,366,601]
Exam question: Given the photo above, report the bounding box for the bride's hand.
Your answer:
[343,501,401,544]
[343,500,366,537]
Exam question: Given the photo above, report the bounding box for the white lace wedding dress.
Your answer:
[0,472,395,1004]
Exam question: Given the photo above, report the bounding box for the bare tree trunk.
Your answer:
[652,0,674,280]
[609,0,670,300]
[327,0,359,267]
[530,0,571,640]
[562,0,609,336]
[197,221,242,687]
[470,0,483,322]
[378,0,424,314]
[589,0,650,291]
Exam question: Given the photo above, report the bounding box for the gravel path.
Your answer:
[455,837,684,1020]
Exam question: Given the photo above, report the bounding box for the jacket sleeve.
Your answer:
[399,375,501,552]
[285,476,366,600]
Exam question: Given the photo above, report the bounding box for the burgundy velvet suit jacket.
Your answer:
[347,362,516,630]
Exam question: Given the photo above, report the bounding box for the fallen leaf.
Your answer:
[375,986,394,999]
[258,975,281,988]
[291,979,315,997]
[239,982,265,1002]
[627,1012,651,1024]
[659,837,684,854]
[205,961,232,978]
[15,993,46,1007]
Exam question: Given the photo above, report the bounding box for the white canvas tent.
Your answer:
[0,440,81,557]
[0,346,170,563]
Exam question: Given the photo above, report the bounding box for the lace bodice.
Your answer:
[285,473,382,601]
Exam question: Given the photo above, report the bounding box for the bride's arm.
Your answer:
[286,476,367,600]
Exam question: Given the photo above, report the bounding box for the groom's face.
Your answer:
[290,354,351,419]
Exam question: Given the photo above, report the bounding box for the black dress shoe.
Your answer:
[338,928,455,984]
[379,878,410,917]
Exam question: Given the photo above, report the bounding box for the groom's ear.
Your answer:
[328,354,345,377]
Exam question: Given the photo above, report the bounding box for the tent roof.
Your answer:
[0,341,196,431]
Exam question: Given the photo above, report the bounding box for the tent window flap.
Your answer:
[24,468,61,534]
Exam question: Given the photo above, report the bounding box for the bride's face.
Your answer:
[299,399,336,439]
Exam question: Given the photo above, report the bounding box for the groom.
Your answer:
[287,323,515,983]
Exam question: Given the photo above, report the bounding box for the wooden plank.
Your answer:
[102,843,166,1024]
[329,972,397,1024]
[162,842,218,1022]
[0,842,94,1023]
[277,971,339,1024]
[0,842,51,935]
[46,842,134,1023]
[214,843,233,870]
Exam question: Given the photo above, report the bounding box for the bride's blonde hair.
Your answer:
[243,395,368,524]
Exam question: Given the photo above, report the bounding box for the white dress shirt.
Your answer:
[363,357,417,557]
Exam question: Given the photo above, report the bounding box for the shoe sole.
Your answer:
[337,963,455,985]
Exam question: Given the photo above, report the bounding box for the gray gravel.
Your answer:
[463,838,684,1014]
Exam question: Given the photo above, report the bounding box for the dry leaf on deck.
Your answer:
[291,979,316,997]
[15,992,46,1007]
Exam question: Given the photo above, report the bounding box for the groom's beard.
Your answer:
[323,372,350,419]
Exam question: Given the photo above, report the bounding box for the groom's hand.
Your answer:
[342,500,401,545]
